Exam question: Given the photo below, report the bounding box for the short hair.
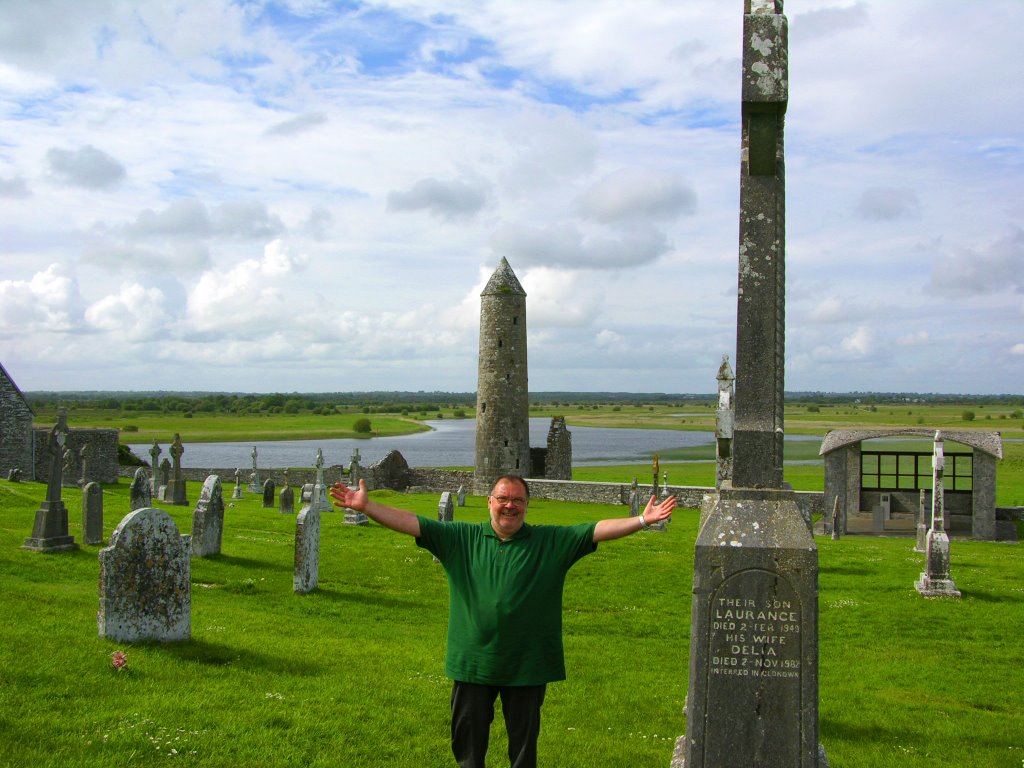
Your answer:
[490,474,530,498]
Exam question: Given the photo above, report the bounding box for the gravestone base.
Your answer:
[23,500,79,553]
[167,480,188,506]
[914,574,961,599]
[23,534,79,553]
[232,485,244,500]
[344,510,369,526]
[678,486,826,768]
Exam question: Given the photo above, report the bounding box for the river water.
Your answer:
[131,418,715,469]
[131,418,822,470]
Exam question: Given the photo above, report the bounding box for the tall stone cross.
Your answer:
[674,4,827,766]
[915,431,961,598]
[23,408,78,552]
[731,0,789,490]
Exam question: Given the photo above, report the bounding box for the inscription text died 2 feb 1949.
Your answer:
[707,569,801,680]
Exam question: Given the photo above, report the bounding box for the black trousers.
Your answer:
[450,681,547,768]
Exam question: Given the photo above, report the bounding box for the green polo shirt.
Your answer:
[416,516,598,686]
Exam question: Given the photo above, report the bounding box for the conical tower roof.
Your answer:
[481,257,525,296]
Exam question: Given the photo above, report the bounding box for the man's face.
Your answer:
[488,478,529,539]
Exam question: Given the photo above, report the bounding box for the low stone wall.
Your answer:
[117,463,827,518]
[997,506,1024,521]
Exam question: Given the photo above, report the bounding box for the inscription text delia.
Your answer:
[709,598,800,678]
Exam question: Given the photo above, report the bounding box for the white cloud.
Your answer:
[0,176,31,198]
[577,168,697,223]
[1011,343,1024,356]
[1,0,1022,393]
[806,295,852,324]
[0,264,84,333]
[928,227,1024,297]
[897,331,929,347]
[85,283,169,341]
[264,111,329,137]
[490,220,670,270]
[387,176,490,220]
[595,328,623,347]
[121,199,285,240]
[841,326,872,357]
[185,239,310,336]
[855,187,921,221]
[46,145,126,189]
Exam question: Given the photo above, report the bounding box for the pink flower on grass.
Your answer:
[111,650,127,671]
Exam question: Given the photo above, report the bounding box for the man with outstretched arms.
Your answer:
[330,474,675,768]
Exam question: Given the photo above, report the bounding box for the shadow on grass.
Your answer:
[819,565,876,576]
[307,585,421,611]
[157,637,322,675]
[956,589,1024,604]
[199,553,290,571]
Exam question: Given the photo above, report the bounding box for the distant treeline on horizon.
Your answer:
[25,390,1024,408]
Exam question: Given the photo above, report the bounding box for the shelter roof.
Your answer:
[819,428,1002,459]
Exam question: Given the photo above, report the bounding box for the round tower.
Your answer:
[473,258,530,494]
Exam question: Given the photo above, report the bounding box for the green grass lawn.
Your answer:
[1,480,1021,767]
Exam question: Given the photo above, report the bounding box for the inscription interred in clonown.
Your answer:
[703,568,802,766]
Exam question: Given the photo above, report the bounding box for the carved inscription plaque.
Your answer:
[703,568,802,766]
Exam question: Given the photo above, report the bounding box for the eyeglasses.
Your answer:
[492,495,528,507]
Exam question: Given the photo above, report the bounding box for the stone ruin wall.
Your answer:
[0,384,34,478]
[33,427,120,484]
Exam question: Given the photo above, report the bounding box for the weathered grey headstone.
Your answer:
[23,409,78,553]
[158,458,171,500]
[438,491,455,522]
[675,5,826,766]
[166,434,188,506]
[431,491,456,561]
[280,484,295,514]
[339,472,368,524]
[916,432,961,598]
[262,478,276,509]
[294,504,320,594]
[232,468,244,500]
[61,444,76,488]
[98,507,190,642]
[456,485,466,507]
[8,467,22,482]
[300,483,314,504]
[915,489,927,553]
[129,467,151,511]
[190,475,225,558]
[148,440,162,496]
[629,477,640,517]
[830,496,841,541]
[248,446,260,493]
[715,354,735,490]
[349,447,361,485]
[82,481,104,546]
[78,443,90,487]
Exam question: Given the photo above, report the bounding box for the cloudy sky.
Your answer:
[1,0,1022,395]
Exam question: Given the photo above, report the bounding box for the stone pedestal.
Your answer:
[344,510,369,526]
[167,478,188,506]
[23,499,79,552]
[676,486,825,768]
[916,528,961,598]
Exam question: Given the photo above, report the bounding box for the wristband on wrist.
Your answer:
[638,513,647,528]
